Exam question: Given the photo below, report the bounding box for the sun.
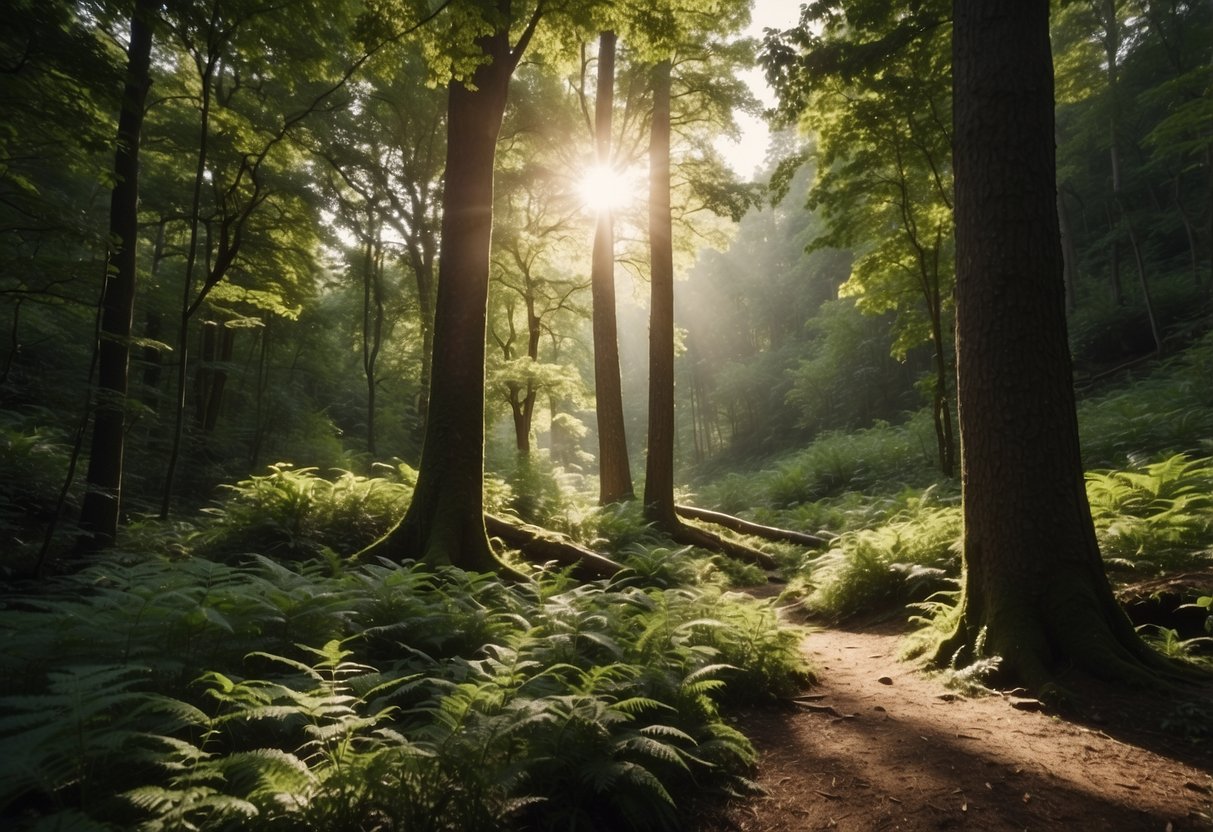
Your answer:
[576,162,638,214]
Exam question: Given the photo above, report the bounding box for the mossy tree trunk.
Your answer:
[937,0,1182,692]
[365,13,537,572]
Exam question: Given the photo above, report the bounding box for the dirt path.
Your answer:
[707,625,1213,831]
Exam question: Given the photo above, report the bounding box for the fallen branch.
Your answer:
[485,513,623,580]
[675,504,832,548]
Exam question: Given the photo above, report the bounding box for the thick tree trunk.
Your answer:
[644,60,677,528]
[937,0,1184,694]
[78,0,155,551]
[364,21,523,572]
[590,31,634,505]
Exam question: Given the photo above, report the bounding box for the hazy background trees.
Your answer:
[1,0,1209,565]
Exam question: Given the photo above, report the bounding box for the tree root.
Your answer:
[675,504,832,548]
[484,513,623,580]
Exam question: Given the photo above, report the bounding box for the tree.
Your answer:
[77,0,157,551]
[307,49,447,451]
[932,0,1188,692]
[644,59,677,527]
[587,30,634,504]
[762,1,957,476]
[637,4,774,569]
[366,1,546,571]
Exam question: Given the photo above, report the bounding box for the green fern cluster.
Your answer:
[794,494,962,622]
[197,463,415,560]
[0,551,809,831]
[1086,454,1213,572]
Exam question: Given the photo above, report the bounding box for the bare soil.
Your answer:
[706,623,1213,832]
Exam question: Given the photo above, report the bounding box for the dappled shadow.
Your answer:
[703,626,1213,832]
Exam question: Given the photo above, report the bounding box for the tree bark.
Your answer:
[364,12,534,572]
[644,60,677,528]
[589,31,634,504]
[361,234,385,455]
[637,60,774,571]
[160,14,219,520]
[77,0,155,551]
[937,0,1186,694]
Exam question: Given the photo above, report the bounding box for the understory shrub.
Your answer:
[694,412,943,520]
[794,492,962,621]
[196,463,414,560]
[0,550,809,831]
[1078,330,1213,468]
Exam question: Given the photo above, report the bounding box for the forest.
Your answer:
[1,0,1211,829]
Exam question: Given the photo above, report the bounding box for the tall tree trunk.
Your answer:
[160,22,218,520]
[364,17,530,572]
[361,234,384,455]
[404,205,436,446]
[77,0,155,551]
[201,323,234,433]
[644,60,677,528]
[589,31,634,504]
[1122,210,1162,352]
[936,0,1181,693]
[140,222,166,397]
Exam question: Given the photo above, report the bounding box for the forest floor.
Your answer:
[704,610,1213,832]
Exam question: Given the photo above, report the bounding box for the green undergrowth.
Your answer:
[0,546,810,831]
[196,462,416,562]
[1078,329,1213,468]
[692,411,944,516]
[774,455,1213,625]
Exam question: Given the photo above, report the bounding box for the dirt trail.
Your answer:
[708,625,1213,831]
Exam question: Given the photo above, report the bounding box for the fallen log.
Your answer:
[675,504,832,548]
[664,519,778,571]
[484,513,623,580]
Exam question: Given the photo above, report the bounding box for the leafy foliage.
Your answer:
[0,532,810,830]
[1086,454,1213,572]
[794,494,961,622]
[197,463,414,560]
